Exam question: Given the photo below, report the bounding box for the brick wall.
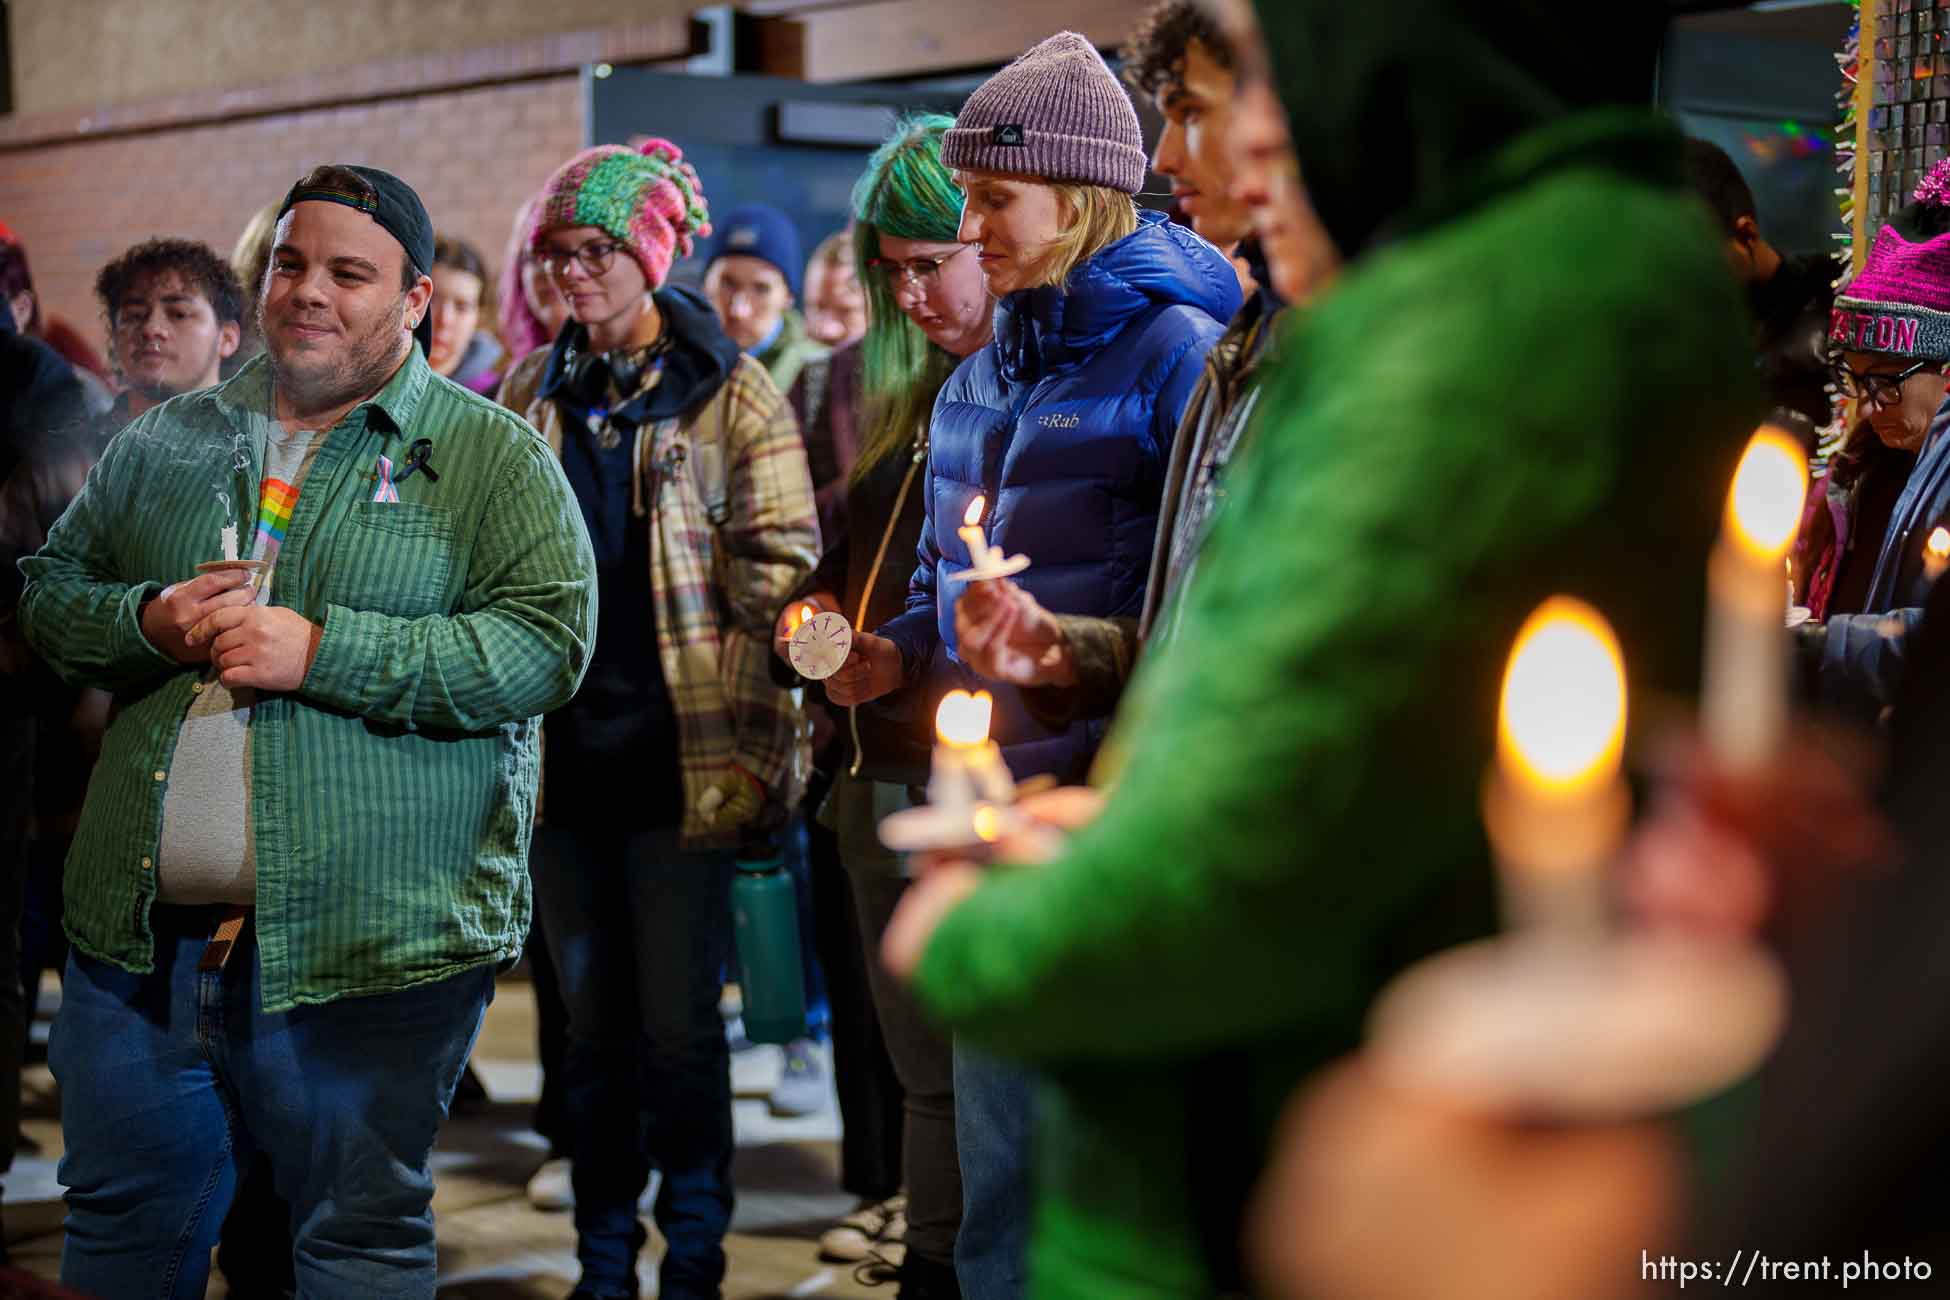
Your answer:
[8,0,691,115]
[0,75,583,360]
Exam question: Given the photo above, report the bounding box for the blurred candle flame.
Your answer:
[972,805,1003,842]
[963,495,985,529]
[1930,528,1950,562]
[1497,597,1627,796]
[936,689,993,748]
[1724,431,1807,562]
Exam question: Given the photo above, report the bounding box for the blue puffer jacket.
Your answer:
[878,210,1240,780]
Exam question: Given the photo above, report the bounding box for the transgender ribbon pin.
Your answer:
[372,454,400,504]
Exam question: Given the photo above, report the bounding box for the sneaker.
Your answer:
[725,1014,757,1053]
[820,1194,906,1263]
[767,1038,828,1117]
[526,1155,573,1211]
[851,1242,908,1287]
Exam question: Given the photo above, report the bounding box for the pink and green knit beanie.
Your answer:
[1832,158,1950,359]
[528,137,711,288]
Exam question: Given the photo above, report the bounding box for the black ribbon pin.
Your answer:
[394,438,439,485]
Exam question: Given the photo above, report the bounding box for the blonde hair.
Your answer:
[1029,184,1139,291]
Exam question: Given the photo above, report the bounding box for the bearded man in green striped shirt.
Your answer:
[17,164,596,1299]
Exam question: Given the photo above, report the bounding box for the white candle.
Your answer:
[1702,430,1807,772]
[1482,596,1631,935]
[220,523,239,563]
[958,496,995,571]
[929,689,1016,813]
[1927,527,1950,583]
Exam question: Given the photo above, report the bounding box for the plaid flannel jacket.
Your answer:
[17,349,596,1010]
[500,347,816,847]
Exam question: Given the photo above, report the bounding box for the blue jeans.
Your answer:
[954,1043,1033,1300]
[51,904,492,1299]
[532,825,735,1299]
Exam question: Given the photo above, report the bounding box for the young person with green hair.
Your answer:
[768,112,992,1300]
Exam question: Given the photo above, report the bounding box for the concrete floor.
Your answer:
[4,979,888,1299]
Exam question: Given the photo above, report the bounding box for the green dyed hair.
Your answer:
[849,113,968,484]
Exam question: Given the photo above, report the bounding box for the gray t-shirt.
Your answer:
[156,427,324,904]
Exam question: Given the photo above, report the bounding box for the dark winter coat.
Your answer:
[876,210,1239,781]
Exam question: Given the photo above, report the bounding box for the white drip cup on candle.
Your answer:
[950,494,1031,582]
[787,603,854,681]
[1703,429,1807,773]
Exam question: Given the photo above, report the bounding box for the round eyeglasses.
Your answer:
[866,243,971,288]
[538,240,623,280]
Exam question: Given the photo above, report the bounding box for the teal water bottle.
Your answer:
[731,853,807,1045]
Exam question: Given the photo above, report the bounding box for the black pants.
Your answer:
[810,807,905,1201]
[831,774,962,1269]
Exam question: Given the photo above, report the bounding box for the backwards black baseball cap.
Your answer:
[277,164,436,357]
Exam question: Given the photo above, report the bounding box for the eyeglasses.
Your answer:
[538,240,623,280]
[866,244,970,288]
[1830,357,1937,405]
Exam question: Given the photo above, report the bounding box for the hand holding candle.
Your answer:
[929,689,1017,809]
[879,687,1021,851]
[1703,430,1807,772]
[1482,596,1631,934]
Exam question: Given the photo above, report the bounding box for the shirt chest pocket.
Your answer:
[326,502,458,619]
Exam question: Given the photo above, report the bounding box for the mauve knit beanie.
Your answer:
[528,137,711,290]
[941,32,1146,195]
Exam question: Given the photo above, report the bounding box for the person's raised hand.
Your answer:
[955,579,1075,687]
[824,631,904,707]
[1618,730,1895,946]
[189,604,322,691]
[1247,1061,1680,1300]
[141,571,257,665]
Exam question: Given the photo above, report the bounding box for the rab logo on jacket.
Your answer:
[1038,412,1081,430]
[992,124,1027,147]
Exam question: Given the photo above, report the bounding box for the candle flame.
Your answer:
[1930,528,1950,562]
[796,603,815,632]
[935,689,994,748]
[972,805,1003,842]
[963,495,986,529]
[1498,597,1627,794]
[1725,430,1807,562]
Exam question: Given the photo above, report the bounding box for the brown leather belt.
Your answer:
[197,905,252,973]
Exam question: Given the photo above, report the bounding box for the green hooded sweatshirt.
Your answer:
[908,3,1764,1296]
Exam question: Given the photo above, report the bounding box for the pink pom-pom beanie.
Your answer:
[1832,158,1950,360]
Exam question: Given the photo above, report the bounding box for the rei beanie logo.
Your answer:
[992,124,1027,147]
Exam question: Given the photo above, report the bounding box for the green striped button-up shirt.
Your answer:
[19,348,596,1011]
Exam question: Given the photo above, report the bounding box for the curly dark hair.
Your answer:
[95,238,246,333]
[1121,0,1234,98]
